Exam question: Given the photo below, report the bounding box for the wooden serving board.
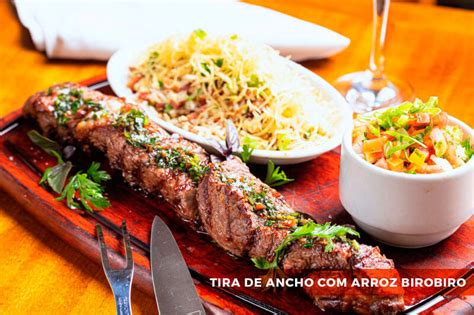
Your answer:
[0,76,472,314]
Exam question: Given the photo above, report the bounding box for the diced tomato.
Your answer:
[366,131,378,140]
[127,75,143,90]
[408,127,425,137]
[170,101,181,109]
[412,112,431,127]
[137,92,149,100]
[122,104,133,111]
[423,135,434,149]
[364,151,383,164]
[406,164,418,173]
[280,219,297,228]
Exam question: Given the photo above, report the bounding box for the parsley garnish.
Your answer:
[53,88,101,124]
[86,161,112,183]
[113,109,208,181]
[214,58,224,68]
[114,109,149,132]
[241,144,254,163]
[264,160,293,187]
[155,148,208,183]
[252,221,360,270]
[27,130,111,212]
[57,162,111,213]
[164,103,173,114]
[114,109,156,148]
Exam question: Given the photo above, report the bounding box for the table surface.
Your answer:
[0,1,472,314]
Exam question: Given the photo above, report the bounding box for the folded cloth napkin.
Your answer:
[15,0,350,61]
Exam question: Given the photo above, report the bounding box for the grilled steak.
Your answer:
[23,83,209,221]
[198,157,404,313]
[197,156,295,260]
[24,84,404,313]
[292,242,404,313]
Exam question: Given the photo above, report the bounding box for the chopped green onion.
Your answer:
[461,138,473,159]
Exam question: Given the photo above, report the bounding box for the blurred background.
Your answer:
[400,0,473,9]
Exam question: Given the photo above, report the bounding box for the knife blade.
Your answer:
[150,216,205,315]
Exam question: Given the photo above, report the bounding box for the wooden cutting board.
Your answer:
[0,76,472,314]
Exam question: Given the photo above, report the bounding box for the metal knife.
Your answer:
[150,216,205,315]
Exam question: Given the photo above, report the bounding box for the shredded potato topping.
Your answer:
[128,30,338,151]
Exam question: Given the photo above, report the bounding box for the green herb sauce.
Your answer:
[113,109,208,182]
[217,172,299,228]
[52,88,102,124]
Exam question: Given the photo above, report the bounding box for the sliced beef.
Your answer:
[23,83,209,221]
[197,157,404,313]
[282,240,352,276]
[290,243,404,313]
[197,156,295,260]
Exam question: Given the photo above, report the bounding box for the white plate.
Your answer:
[107,46,352,165]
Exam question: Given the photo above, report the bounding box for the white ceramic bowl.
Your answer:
[107,47,352,165]
[339,116,474,248]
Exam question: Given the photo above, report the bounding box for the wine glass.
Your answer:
[333,0,414,113]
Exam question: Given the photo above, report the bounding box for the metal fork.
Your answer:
[96,221,134,315]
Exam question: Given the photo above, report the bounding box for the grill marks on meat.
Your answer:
[86,126,206,220]
[301,244,404,313]
[23,83,209,221]
[197,157,295,260]
[24,84,404,313]
[282,241,352,276]
[197,157,404,312]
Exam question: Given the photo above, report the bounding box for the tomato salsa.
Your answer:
[352,97,473,174]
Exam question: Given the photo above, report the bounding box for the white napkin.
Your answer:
[15,0,350,61]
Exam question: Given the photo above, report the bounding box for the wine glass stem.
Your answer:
[369,0,390,80]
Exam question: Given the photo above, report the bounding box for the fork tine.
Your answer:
[121,220,134,269]
[96,224,112,271]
